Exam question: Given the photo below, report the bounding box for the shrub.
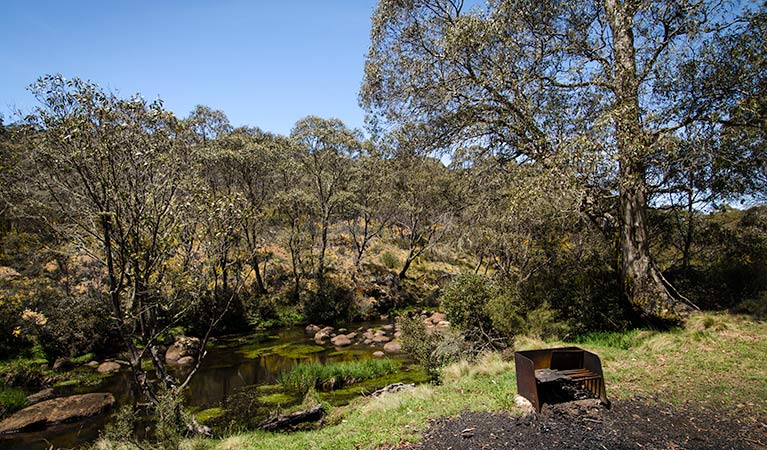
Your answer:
[36,294,120,358]
[398,315,467,381]
[440,273,494,332]
[303,277,354,324]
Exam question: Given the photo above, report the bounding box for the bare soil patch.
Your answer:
[409,399,766,449]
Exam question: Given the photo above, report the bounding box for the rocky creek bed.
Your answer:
[0,316,438,449]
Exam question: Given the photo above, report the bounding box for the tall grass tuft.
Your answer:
[0,385,28,418]
[279,359,399,393]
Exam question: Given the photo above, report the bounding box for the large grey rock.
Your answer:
[305,324,321,334]
[0,393,115,433]
[165,336,200,364]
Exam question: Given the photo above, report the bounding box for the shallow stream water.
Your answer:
[1,320,424,450]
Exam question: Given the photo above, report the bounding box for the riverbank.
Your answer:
[162,312,766,450]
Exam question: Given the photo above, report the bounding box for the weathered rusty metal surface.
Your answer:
[514,346,610,412]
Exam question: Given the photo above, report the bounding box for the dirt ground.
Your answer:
[407,398,767,450]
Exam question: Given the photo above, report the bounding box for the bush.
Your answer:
[36,294,120,359]
[440,273,494,332]
[303,277,355,324]
[398,315,467,381]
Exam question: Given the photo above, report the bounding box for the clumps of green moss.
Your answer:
[239,343,325,360]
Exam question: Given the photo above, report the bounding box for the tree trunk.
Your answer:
[398,248,415,280]
[606,0,693,322]
[252,253,267,294]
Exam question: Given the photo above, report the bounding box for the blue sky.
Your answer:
[1,0,378,135]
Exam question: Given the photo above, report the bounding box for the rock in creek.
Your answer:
[0,393,115,434]
[330,334,352,347]
[165,336,200,364]
[383,341,402,353]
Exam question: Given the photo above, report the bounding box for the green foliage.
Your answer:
[0,355,50,387]
[303,277,355,325]
[36,294,119,358]
[0,384,28,418]
[440,274,569,341]
[440,274,494,332]
[573,329,657,350]
[278,359,399,393]
[155,387,190,450]
[101,404,141,446]
[398,315,466,381]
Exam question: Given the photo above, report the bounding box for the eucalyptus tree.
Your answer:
[26,75,230,410]
[391,155,459,280]
[362,0,762,321]
[290,116,362,280]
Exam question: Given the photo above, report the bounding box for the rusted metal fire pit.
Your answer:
[515,346,610,412]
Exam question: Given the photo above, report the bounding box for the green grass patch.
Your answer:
[573,329,657,350]
[279,359,400,393]
[0,385,28,417]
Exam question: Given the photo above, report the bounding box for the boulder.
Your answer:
[26,388,55,405]
[331,335,352,347]
[382,324,394,331]
[305,324,321,334]
[165,336,200,364]
[96,361,121,374]
[314,326,335,344]
[372,335,391,343]
[383,341,402,353]
[0,393,115,433]
[86,361,100,368]
[345,332,358,340]
[372,351,385,358]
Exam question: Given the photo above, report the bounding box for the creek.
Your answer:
[1,320,425,450]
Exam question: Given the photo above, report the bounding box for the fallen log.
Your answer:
[258,404,324,431]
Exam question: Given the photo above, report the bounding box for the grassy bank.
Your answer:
[93,312,765,450]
